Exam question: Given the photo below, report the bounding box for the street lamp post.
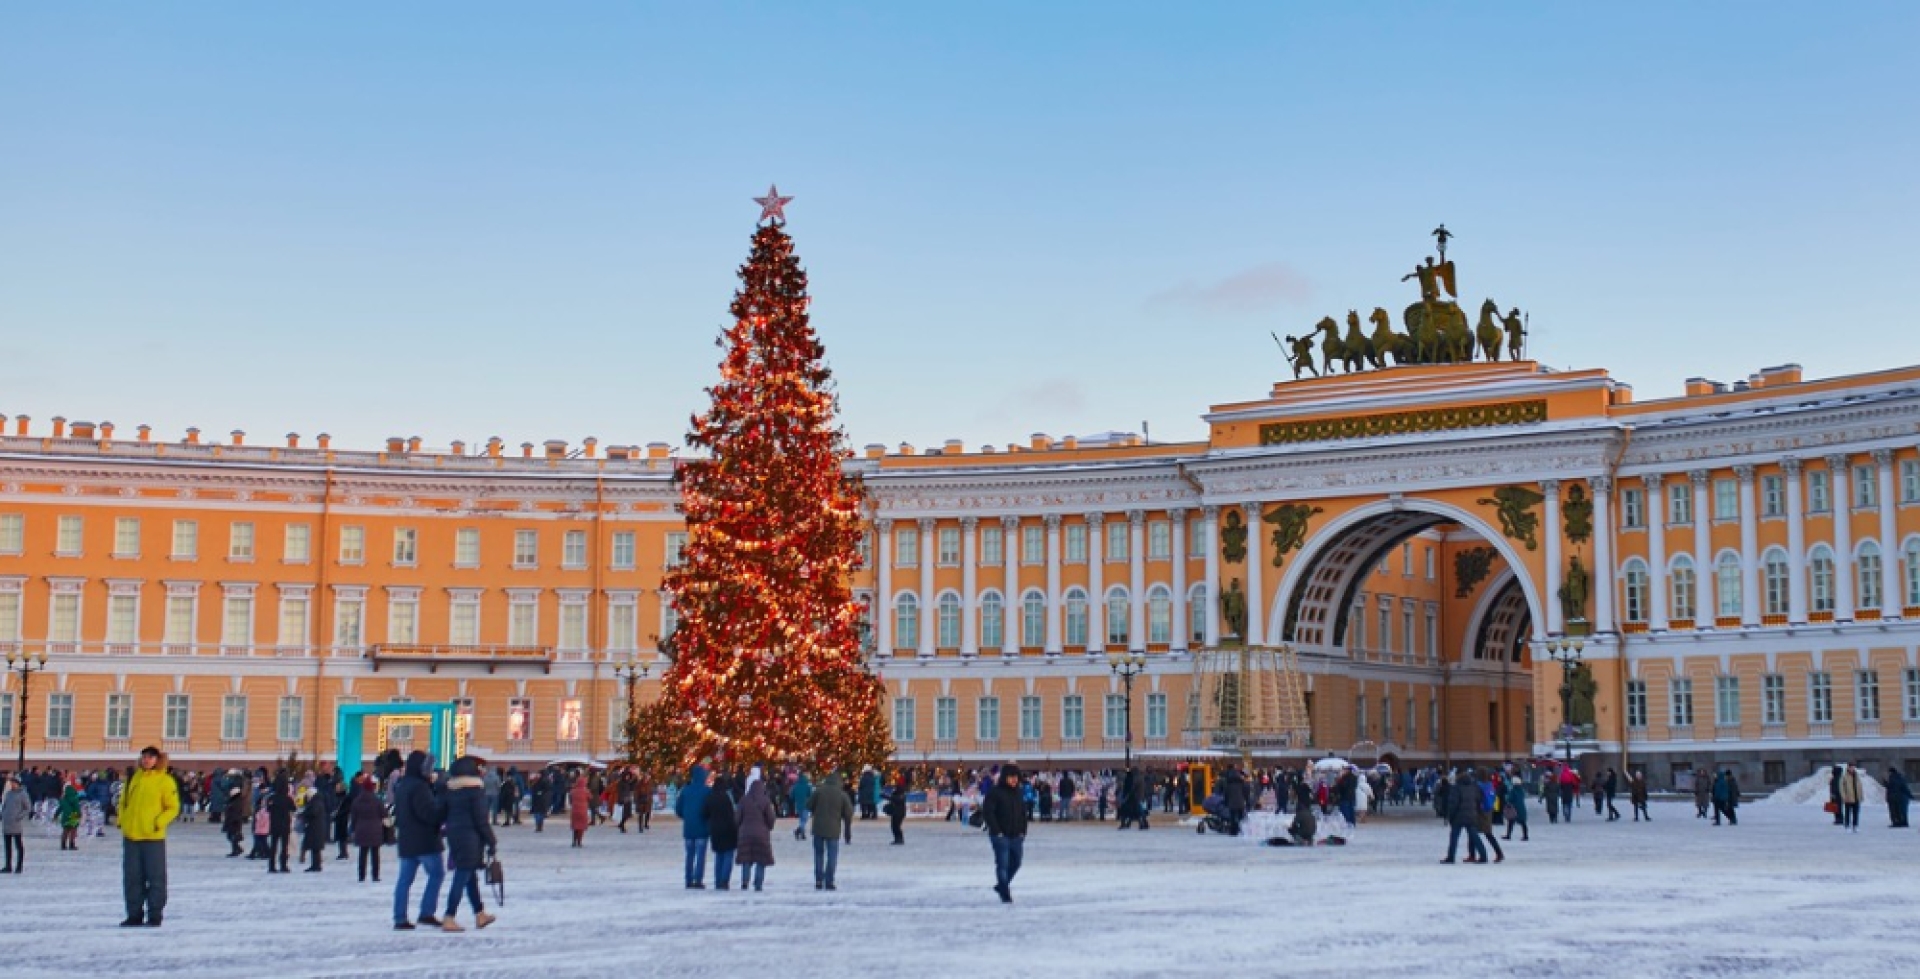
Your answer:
[612,656,652,761]
[1108,651,1147,772]
[5,647,49,775]
[1546,637,1586,766]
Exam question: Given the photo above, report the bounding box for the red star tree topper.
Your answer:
[634,207,891,775]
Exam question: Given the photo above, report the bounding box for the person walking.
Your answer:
[220,785,247,857]
[1693,768,1712,819]
[1503,776,1529,841]
[1710,769,1739,826]
[809,771,853,891]
[790,771,814,841]
[300,777,331,872]
[1441,769,1485,865]
[703,773,740,890]
[885,774,908,845]
[674,762,713,889]
[1477,772,1505,864]
[1,774,30,873]
[438,756,497,932]
[1558,765,1578,823]
[569,774,591,848]
[1828,765,1845,827]
[1837,763,1863,833]
[1602,768,1621,821]
[265,775,294,873]
[495,771,520,828]
[1886,767,1912,829]
[392,750,447,931]
[119,746,180,927]
[529,771,552,833]
[857,766,880,821]
[735,767,777,892]
[57,780,83,850]
[982,763,1028,903]
[349,775,387,882]
[1629,771,1651,822]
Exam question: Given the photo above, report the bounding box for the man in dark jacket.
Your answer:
[1887,767,1912,828]
[673,763,712,889]
[1441,770,1486,864]
[300,779,331,871]
[1221,768,1251,836]
[982,763,1028,903]
[439,756,497,931]
[809,771,854,891]
[391,751,446,930]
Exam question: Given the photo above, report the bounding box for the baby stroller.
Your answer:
[1194,792,1235,835]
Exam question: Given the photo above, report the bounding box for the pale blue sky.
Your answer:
[2,4,1915,452]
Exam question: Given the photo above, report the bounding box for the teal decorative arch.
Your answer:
[335,702,460,775]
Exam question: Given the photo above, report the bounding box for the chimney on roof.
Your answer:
[944,438,964,455]
[450,439,465,456]
[408,436,423,453]
[185,427,201,445]
[865,443,886,459]
[137,425,152,442]
[99,422,114,442]
[286,433,300,449]
[70,421,96,439]
[521,442,535,459]
[605,444,630,460]
[386,437,406,453]
[1030,433,1052,451]
[14,416,27,437]
[51,416,66,438]
[544,439,567,460]
[317,433,332,450]
[897,442,916,456]
[1060,435,1078,450]
[230,430,245,446]
[487,436,503,459]
[582,437,598,459]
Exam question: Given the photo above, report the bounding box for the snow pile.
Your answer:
[1756,768,1885,807]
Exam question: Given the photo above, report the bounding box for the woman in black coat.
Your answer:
[439,756,498,931]
[702,774,739,891]
[266,776,294,873]
[300,779,331,871]
[349,777,388,882]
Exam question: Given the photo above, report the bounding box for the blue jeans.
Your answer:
[740,861,766,889]
[712,849,736,888]
[990,834,1023,888]
[683,837,708,885]
[811,836,839,885]
[445,866,483,917]
[393,853,445,924]
[1445,823,1486,862]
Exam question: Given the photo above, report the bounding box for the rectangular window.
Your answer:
[1906,668,1920,722]
[0,592,19,644]
[284,524,310,563]
[334,596,364,649]
[1104,694,1127,739]
[978,696,1001,742]
[513,529,538,568]
[557,699,583,741]
[44,692,73,740]
[338,525,365,564]
[1857,670,1881,723]
[162,595,193,645]
[221,694,248,740]
[1062,695,1085,740]
[163,693,191,740]
[1761,475,1785,517]
[0,514,21,554]
[1621,489,1645,529]
[450,598,480,646]
[228,522,255,560]
[1401,603,1415,656]
[1106,521,1128,562]
[1425,547,1435,580]
[1189,515,1208,558]
[1763,674,1786,724]
[1808,471,1830,513]
[1855,466,1878,509]
[980,526,1003,566]
[1667,483,1692,525]
[50,593,80,643]
[1423,607,1438,662]
[107,594,138,644]
[1377,599,1391,652]
[665,532,688,568]
[891,697,917,742]
[1713,479,1738,520]
[559,602,587,651]
[935,696,958,741]
[1064,523,1087,563]
[1402,542,1414,576]
[389,596,419,644]
[1626,680,1648,728]
[1381,695,1393,742]
[936,527,960,566]
[1350,596,1365,649]
[611,531,636,570]
[608,697,626,745]
[1427,697,1439,745]
[0,695,11,743]
[455,528,481,568]
[1021,525,1044,565]
[608,602,637,651]
[562,530,587,569]
[278,594,309,647]
[1809,672,1833,723]
[106,693,132,740]
[1355,694,1368,739]
[507,699,531,742]
[1019,695,1042,740]
[172,519,198,559]
[392,527,417,566]
[56,515,83,555]
[1148,520,1171,560]
[1670,677,1694,726]
[894,527,919,568]
[277,696,303,741]
[1146,692,1168,739]
[1715,675,1740,726]
[1903,460,1920,504]
[114,517,141,557]
[509,599,538,646]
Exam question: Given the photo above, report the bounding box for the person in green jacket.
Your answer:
[57,782,83,851]
[120,746,180,928]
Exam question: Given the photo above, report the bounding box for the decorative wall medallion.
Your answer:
[235,490,253,502]
[1453,546,1497,597]
[61,484,79,496]
[1219,508,1247,564]
[290,493,312,505]
[178,488,197,501]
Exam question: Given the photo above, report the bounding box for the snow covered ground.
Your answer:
[6,799,1916,979]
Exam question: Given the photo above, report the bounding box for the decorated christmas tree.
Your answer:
[634,187,892,775]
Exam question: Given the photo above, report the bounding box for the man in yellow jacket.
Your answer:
[121,746,180,927]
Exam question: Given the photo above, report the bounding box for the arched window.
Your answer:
[979,591,1004,649]
[1623,559,1649,623]
[1809,545,1836,613]
[1020,590,1046,647]
[1670,555,1696,621]
[1763,548,1790,617]
[1857,541,1883,611]
[936,592,961,648]
[1188,583,1209,645]
[1715,553,1743,618]
[893,593,919,651]
[1147,585,1172,644]
[1905,538,1920,609]
[1106,586,1131,646]
[1064,588,1089,647]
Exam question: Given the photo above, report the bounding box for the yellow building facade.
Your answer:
[3,357,1919,791]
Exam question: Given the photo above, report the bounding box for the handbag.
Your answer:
[967,808,985,829]
[1823,800,1838,814]
[485,855,507,906]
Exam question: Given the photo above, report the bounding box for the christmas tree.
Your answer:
[635,188,891,775]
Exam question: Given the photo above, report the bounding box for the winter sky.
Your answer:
[2,4,1915,453]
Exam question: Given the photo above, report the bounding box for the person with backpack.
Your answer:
[982,763,1028,903]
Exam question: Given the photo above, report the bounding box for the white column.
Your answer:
[1691,470,1713,627]
[918,518,936,658]
[1644,474,1669,631]
[999,515,1020,656]
[1202,506,1221,648]
[1086,513,1105,654]
[1044,515,1063,655]
[1170,507,1190,653]
[1828,454,1854,621]
[1736,465,1760,628]
[1591,477,1616,633]
[960,517,978,657]
[1542,479,1564,635]
[1129,510,1147,652]
[1876,450,1900,618]
[875,519,894,657]
[1243,503,1265,646]
[1784,458,1808,624]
